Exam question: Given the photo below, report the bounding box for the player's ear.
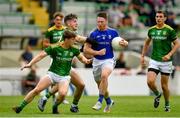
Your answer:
[164,16,167,22]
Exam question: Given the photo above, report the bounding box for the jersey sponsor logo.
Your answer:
[157,30,161,35]
[151,36,167,40]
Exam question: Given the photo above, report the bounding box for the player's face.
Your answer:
[97,17,107,30]
[155,13,166,25]
[54,16,63,28]
[67,18,78,31]
[65,37,76,46]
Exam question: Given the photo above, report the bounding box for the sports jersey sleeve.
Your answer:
[169,29,177,42]
[114,30,119,37]
[44,46,54,57]
[45,30,51,39]
[74,48,81,57]
[147,30,151,39]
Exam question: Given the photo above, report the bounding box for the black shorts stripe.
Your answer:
[148,68,159,75]
[161,72,170,76]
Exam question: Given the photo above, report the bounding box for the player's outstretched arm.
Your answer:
[77,53,92,64]
[21,51,47,70]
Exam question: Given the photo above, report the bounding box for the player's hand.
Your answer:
[97,48,106,56]
[119,39,128,47]
[162,54,170,61]
[85,59,93,64]
[21,64,32,70]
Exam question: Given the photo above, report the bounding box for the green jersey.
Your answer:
[148,24,177,62]
[45,45,80,76]
[45,25,66,44]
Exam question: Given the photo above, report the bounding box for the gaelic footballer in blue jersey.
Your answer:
[84,12,128,112]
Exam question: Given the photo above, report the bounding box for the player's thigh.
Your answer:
[101,66,113,79]
[93,65,101,81]
[101,60,114,79]
[58,80,70,95]
[70,68,84,87]
[35,75,52,92]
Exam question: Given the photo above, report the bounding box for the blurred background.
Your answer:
[0,0,180,96]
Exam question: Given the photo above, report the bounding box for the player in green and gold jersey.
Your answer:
[141,10,180,112]
[38,13,97,113]
[12,30,91,114]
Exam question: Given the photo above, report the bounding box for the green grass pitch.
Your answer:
[0,96,180,117]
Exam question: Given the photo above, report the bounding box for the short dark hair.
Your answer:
[64,13,78,25]
[63,30,76,40]
[53,12,64,19]
[97,12,108,20]
[156,10,167,17]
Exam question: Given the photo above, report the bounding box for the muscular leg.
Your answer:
[53,80,70,114]
[99,67,112,96]
[70,69,85,106]
[161,74,170,106]
[13,76,52,113]
[147,71,160,96]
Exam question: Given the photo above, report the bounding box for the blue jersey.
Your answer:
[89,28,119,60]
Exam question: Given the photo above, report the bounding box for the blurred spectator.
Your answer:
[136,64,146,75]
[21,69,39,95]
[166,11,178,31]
[19,45,39,95]
[172,48,180,79]
[108,3,125,28]
[95,0,111,12]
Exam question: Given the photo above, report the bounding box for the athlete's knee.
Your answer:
[58,90,67,97]
[147,78,155,85]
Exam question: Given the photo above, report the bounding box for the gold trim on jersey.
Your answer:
[149,24,173,30]
[48,25,66,32]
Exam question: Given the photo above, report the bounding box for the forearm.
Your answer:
[141,39,151,57]
[76,35,86,44]
[83,43,99,56]
[77,53,88,64]
[168,39,180,57]
[29,51,47,66]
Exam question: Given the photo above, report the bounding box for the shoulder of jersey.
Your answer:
[164,24,174,30]
[48,25,66,32]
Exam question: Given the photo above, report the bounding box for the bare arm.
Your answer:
[141,38,151,57]
[83,43,106,56]
[43,38,51,48]
[162,38,180,61]
[77,53,92,64]
[21,51,47,70]
[75,35,87,44]
[141,38,151,65]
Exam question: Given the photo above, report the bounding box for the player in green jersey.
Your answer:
[38,13,96,113]
[43,12,66,47]
[141,10,180,112]
[12,30,91,114]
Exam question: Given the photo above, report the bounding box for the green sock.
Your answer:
[19,100,28,110]
[72,99,79,106]
[45,92,52,99]
[165,101,170,106]
[53,100,60,108]
[153,90,160,96]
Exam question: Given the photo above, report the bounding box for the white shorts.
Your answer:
[92,58,115,81]
[47,71,71,84]
[148,59,173,74]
